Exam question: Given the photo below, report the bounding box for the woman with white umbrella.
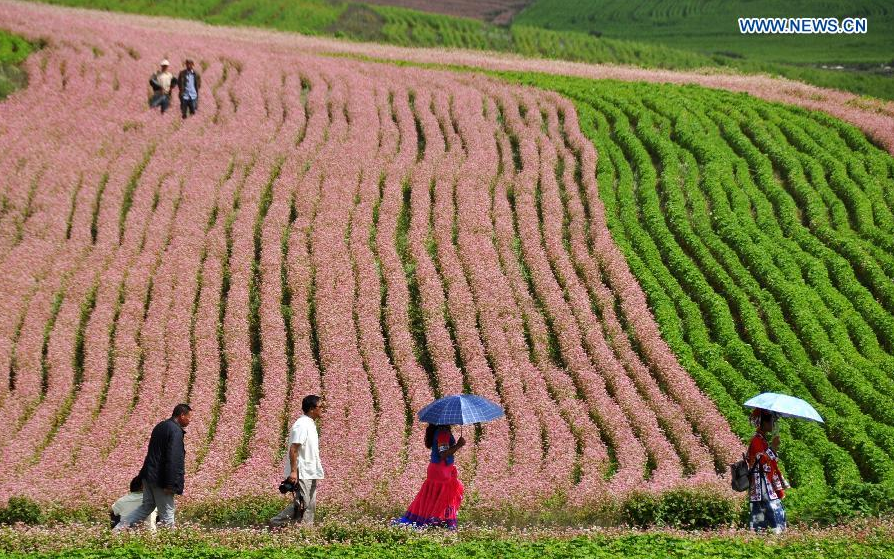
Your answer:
[746,409,790,533]
[743,392,824,534]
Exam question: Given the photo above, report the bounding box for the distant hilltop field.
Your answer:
[20,0,894,100]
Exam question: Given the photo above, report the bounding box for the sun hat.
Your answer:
[160,59,170,66]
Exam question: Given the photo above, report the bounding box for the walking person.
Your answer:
[269,395,325,527]
[115,404,191,530]
[110,476,157,530]
[176,58,201,119]
[747,409,789,533]
[148,59,175,114]
[393,424,465,529]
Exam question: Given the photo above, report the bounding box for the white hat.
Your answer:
[160,59,170,66]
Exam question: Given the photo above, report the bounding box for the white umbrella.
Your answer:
[744,392,824,423]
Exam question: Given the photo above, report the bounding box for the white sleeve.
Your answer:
[289,421,308,446]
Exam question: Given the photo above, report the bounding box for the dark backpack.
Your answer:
[730,453,760,492]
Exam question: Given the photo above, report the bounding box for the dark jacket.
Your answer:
[138,418,186,495]
[176,69,201,97]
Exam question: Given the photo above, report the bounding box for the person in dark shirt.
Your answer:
[176,59,201,119]
[114,404,191,529]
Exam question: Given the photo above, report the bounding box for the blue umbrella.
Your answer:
[744,392,824,423]
[417,394,504,426]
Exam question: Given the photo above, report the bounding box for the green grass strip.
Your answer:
[2,532,894,559]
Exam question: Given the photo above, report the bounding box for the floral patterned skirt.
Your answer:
[750,498,786,533]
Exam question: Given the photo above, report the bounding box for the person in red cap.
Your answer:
[148,59,175,114]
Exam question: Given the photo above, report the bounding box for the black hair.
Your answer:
[172,403,192,418]
[302,395,321,414]
[129,476,142,493]
[761,411,774,424]
[424,424,442,449]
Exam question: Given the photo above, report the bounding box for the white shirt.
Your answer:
[112,492,157,529]
[153,71,174,94]
[283,415,324,479]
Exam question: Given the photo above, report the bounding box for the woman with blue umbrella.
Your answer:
[743,393,824,534]
[393,394,504,529]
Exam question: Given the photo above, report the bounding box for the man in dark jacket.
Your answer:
[176,59,201,120]
[115,404,191,529]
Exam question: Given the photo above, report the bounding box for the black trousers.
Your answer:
[180,97,198,118]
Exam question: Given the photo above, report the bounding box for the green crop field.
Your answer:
[498,70,894,521]
[22,0,894,100]
[514,1,894,99]
[515,1,894,66]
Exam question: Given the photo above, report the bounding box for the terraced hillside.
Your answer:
[0,2,740,514]
[1,0,893,523]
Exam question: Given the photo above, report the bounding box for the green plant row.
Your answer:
[0,29,35,99]
[3,538,893,559]
[1,494,892,555]
[0,30,32,65]
[2,521,894,559]
[0,488,742,530]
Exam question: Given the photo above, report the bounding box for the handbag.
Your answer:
[730,452,760,492]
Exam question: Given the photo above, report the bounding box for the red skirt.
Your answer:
[395,461,464,529]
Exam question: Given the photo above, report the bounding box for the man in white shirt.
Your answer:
[111,476,157,530]
[148,59,174,114]
[269,395,325,526]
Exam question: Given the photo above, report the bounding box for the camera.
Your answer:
[279,478,299,494]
